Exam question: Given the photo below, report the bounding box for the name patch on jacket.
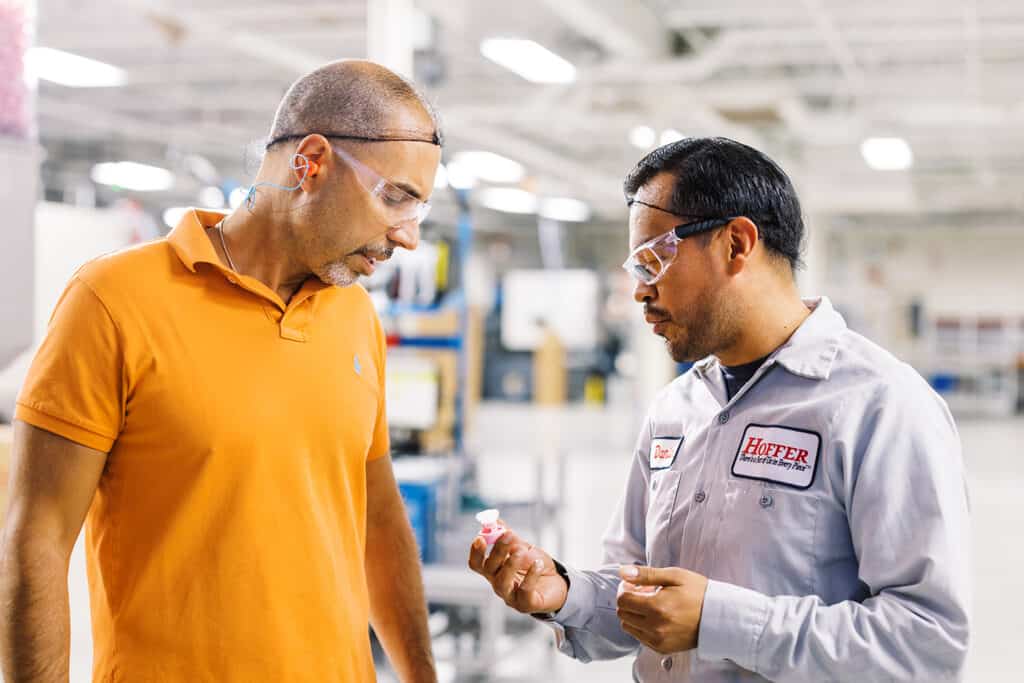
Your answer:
[731,424,821,489]
[649,436,683,470]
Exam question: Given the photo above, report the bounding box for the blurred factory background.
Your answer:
[1,1,1022,680]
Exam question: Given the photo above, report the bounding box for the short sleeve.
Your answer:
[366,311,390,461]
[15,276,125,452]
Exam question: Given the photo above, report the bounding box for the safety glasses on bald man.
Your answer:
[622,199,735,286]
[331,144,432,227]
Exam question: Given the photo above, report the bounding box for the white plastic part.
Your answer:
[476,509,500,526]
[476,508,506,550]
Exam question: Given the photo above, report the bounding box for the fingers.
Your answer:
[468,537,487,574]
[619,564,685,587]
[517,557,545,597]
[616,590,654,618]
[619,617,655,646]
[494,549,536,601]
[482,532,518,576]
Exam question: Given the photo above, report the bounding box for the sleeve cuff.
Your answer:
[14,402,116,452]
[550,564,598,629]
[696,579,771,671]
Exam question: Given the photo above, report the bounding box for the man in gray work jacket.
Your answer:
[468,137,970,682]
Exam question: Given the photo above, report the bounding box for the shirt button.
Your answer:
[694,491,707,503]
[662,656,674,671]
[718,411,730,425]
[227,277,238,284]
[651,479,658,491]
[760,494,774,509]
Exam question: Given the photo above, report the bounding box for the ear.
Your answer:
[292,134,332,188]
[725,216,759,275]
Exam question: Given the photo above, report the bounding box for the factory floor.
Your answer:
[64,406,1023,682]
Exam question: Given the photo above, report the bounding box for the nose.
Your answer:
[387,221,420,251]
[633,278,656,304]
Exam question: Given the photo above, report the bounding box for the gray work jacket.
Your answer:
[545,297,970,682]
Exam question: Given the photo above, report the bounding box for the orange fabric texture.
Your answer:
[16,209,390,682]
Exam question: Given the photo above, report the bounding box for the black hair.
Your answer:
[623,137,804,272]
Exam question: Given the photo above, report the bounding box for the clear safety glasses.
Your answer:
[621,214,735,285]
[331,144,432,227]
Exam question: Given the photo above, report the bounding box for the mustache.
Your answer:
[354,245,395,261]
[644,305,670,319]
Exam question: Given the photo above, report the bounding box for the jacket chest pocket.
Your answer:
[716,479,822,595]
[645,470,682,567]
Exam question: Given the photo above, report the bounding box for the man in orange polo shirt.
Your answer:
[0,60,441,682]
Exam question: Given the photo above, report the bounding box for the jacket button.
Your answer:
[760,494,774,509]
[662,656,673,671]
[718,411,730,425]
[694,491,707,503]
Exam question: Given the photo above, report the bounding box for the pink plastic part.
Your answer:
[476,509,506,546]
[478,525,507,546]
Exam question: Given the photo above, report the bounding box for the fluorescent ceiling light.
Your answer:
[25,47,125,88]
[433,163,449,190]
[629,125,656,149]
[860,137,913,171]
[480,38,576,84]
[92,161,174,192]
[478,187,538,215]
[452,150,525,184]
[539,197,590,223]
[660,128,684,145]
[445,161,478,190]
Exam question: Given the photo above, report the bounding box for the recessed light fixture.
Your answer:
[451,150,525,184]
[861,137,913,171]
[25,47,125,88]
[539,197,590,222]
[480,38,576,84]
[629,125,656,149]
[478,187,538,214]
[445,161,477,190]
[91,162,174,192]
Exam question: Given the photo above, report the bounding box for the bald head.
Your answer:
[267,60,443,150]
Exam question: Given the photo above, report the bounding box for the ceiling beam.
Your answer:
[534,0,669,59]
[114,0,330,73]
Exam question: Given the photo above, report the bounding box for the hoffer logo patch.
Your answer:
[731,424,821,489]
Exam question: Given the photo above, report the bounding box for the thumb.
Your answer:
[619,564,685,587]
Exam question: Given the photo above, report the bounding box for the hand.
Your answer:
[467,525,568,615]
[616,565,709,655]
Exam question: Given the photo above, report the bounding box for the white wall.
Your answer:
[33,201,137,340]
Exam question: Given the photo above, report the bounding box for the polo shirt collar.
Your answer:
[168,208,229,273]
[166,208,331,312]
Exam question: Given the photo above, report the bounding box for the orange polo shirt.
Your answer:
[16,209,389,682]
